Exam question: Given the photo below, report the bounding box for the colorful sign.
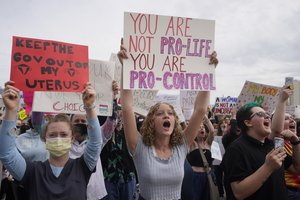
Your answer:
[11,36,89,92]
[214,96,238,115]
[237,81,281,113]
[32,60,114,116]
[123,12,215,91]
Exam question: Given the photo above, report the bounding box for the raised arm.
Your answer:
[203,115,215,146]
[183,51,217,146]
[184,91,210,146]
[270,86,293,138]
[0,81,26,181]
[101,80,119,143]
[118,41,139,154]
[82,82,102,171]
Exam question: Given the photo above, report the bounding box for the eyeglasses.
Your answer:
[250,112,270,119]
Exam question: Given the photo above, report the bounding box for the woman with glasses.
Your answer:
[221,86,300,200]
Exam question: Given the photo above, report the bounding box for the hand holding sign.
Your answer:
[2,81,20,112]
[82,82,96,109]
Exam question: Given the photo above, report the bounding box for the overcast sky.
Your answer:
[0,0,299,104]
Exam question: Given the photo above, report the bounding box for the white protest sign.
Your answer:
[180,91,197,110]
[211,141,222,161]
[214,96,238,115]
[33,60,115,116]
[237,81,281,113]
[132,90,158,116]
[123,12,215,91]
[155,93,185,122]
[109,53,122,99]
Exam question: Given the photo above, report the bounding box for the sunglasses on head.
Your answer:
[250,112,270,119]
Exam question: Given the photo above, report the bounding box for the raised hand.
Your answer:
[117,38,128,65]
[82,82,96,108]
[209,51,218,67]
[2,81,20,112]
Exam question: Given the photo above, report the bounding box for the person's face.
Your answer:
[197,123,206,138]
[46,122,73,140]
[284,114,296,133]
[72,114,87,125]
[16,120,22,128]
[248,107,271,136]
[153,103,175,136]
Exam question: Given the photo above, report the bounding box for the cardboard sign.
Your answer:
[33,60,114,116]
[11,36,89,92]
[123,12,215,91]
[211,141,222,161]
[237,81,281,113]
[109,53,122,99]
[155,93,185,122]
[214,96,238,115]
[180,91,198,110]
[132,90,158,116]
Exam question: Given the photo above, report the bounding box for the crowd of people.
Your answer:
[0,42,299,200]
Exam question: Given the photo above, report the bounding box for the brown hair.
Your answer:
[41,113,72,141]
[140,102,183,147]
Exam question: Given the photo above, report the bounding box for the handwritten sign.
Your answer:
[237,81,281,113]
[214,96,238,115]
[10,36,89,92]
[132,90,158,116]
[180,91,198,110]
[109,53,122,99]
[123,12,215,90]
[33,60,114,116]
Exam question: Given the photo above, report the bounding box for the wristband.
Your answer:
[291,137,300,145]
[83,103,96,110]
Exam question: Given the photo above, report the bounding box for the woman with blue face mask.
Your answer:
[0,81,102,200]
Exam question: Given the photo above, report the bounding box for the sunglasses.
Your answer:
[250,112,270,119]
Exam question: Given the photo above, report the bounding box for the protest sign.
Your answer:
[132,90,158,116]
[237,81,281,113]
[180,91,197,110]
[123,12,215,91]
[155,93,185,122]
[109,53,122,99]
[211,141,222,161]
[214,96,238,115]
[11,36,88,92]
[33,60,114,116]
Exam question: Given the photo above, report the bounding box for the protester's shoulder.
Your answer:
[225,136,245,152]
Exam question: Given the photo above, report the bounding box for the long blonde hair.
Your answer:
[140,102,183,147]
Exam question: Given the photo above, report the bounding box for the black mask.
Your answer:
[73,124,88,135]
[20,125,30,134]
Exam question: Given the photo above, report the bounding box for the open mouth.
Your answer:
[289,123,296,130]
[263,121,270,127]
[163,121,171,128]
